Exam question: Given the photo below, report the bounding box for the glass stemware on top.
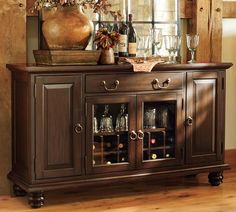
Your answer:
[186,34,199,63]
[151,28,162,57]
[137,35,152,61]
[164,35,181,64]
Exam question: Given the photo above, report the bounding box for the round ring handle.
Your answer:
[74,123,83,134]
[137,130,144,140]
[185,116,193,126]
[130,130,137,141]
[100,80,119,92]
[152,78,171,90]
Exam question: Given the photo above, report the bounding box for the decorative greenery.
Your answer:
[94,28,120,50]
[34,0,122,18]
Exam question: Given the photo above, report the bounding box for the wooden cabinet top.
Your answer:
[6,63,233,74]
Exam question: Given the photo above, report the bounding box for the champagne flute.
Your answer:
[186,34,199,63]
[164,35,175,64]
[172,35,181,63]
[151,28,162,57]
[137,35,151,61]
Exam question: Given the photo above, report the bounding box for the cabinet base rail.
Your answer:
[8,164,230,208]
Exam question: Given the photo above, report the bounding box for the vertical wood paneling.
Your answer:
[211,0,222,62]
[192,0,222,62]
[180,0,193,18]
[0,0,26,194]
[194,0,211,62]
[223,1,236,18]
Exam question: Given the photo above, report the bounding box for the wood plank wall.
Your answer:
[0,0,26,195]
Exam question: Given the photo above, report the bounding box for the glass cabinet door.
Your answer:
[86,96,136,174]
[136,92,184,168]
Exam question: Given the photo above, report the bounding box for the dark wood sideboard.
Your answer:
[6,63,232,208]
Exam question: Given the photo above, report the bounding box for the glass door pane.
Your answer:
[137,93,184,168]
[93,103,129,166]
[143,101,176,161]
[86,96,136,174]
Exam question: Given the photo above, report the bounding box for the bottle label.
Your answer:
[119,35,128,53]
[128,43,137,55]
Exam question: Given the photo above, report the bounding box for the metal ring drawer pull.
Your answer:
[152,78,171,89]
[130,130,137,141]
[185,116,193,126]
[74,123,83,134]
[137,130,144,140]
[100,80,119,91]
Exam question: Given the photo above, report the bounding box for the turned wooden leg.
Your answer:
[28,192,44,208]
[13,184,27,197]
[208,171,224,186]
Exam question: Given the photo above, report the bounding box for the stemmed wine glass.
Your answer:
[172,35,181,63]
[137,35,152,61]
[151,28,162,57]
[164,35,181,64]
[186,34,199,63]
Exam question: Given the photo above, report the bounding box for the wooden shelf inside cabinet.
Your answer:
[143,128,166,133]
[94,131,129,136]
[143,145,174,151]
[94,150,128,156]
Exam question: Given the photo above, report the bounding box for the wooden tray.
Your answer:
[33,50,101,65]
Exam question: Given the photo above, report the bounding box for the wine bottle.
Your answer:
[128,14,137,57]
[118,143,124,149]
[150,139,156,145]
[119,21,128,57]
[112,15,119,60]
[151,153,157,160]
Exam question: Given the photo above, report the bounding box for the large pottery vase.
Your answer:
[42,6,93,50]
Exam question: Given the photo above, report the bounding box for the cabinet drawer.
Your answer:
[86,72,184,93]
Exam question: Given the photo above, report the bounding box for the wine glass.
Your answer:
[164,35,181,64]
[186,34,199,63]
[172,35,181,63]
[164,35,175,64]
[137,35,152,61]
[151,28,162,57]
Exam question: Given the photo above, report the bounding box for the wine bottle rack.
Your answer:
[93,132,129,166]
[143,129,175,161]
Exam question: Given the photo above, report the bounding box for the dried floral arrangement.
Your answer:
[94,28,120,50]
[34,0,122,17]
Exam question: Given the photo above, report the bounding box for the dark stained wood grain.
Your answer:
[6,63,233,73]
[35,76,83,179]
[6,63,232,208]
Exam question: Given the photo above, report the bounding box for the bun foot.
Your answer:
[13,184,27,197]
[28,192,44,208]
[208,171,223,186]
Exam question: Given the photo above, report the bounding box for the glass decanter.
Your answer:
[99,105,114,132]
[115,104,128,132]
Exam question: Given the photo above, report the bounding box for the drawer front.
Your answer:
[86,72,184,93]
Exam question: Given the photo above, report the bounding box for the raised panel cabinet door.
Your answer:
[35,75,83,179]
[186,72,224,164]
[136,92,185,169]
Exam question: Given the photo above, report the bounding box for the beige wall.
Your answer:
[222,18,236,150]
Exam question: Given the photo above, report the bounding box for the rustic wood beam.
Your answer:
[211,0,222,62]
[223,1,236,18]
[192,0,222,63]
[180,0,193,19]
